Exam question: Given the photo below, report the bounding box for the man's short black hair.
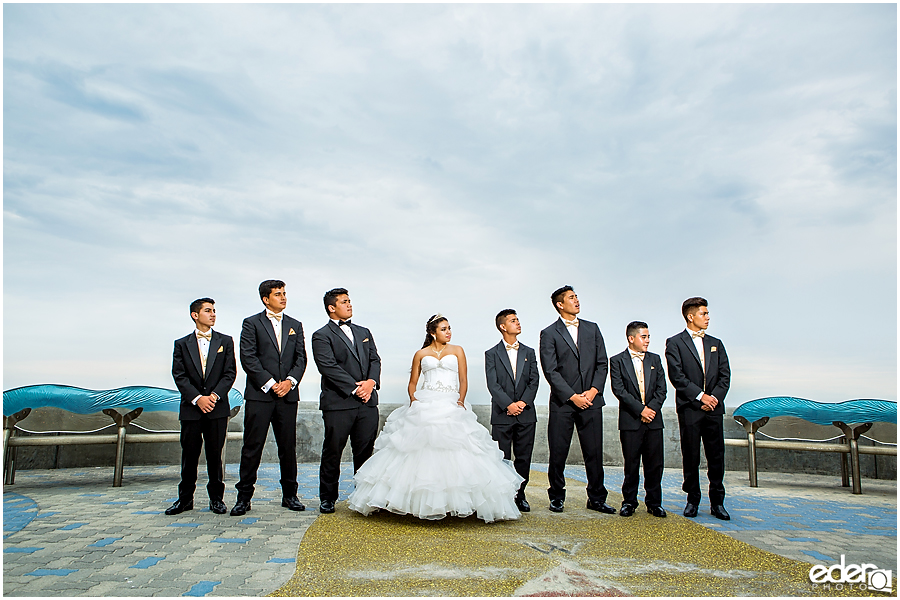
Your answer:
[323,288,349,314]
[190,297,215,316]
[681,297,708,321]
[626,321,649,339]
[259,280,286,301]
[550,285,574,312]
[495,309,517,332]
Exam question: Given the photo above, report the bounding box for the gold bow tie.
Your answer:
[630,351,645,360]
[563,318,579,328]
[267,312,283,322]
[691,330,705,339]
[196,331,212,342]
[505,342,519,351]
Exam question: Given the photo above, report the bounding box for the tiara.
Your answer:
[427,313,445,324]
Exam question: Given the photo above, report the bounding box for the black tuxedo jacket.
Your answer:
[485,341,540,425]
[240,310,307,403]
[172,330,237,421]
[665,330,730,414]
[609,349,666,431]
[311,321,382,411]
[539,318,608,413]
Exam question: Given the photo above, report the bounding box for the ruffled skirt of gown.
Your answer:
[347,389,524,523]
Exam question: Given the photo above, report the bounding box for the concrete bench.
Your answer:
[3,385,245,487]
[729,397,896,494]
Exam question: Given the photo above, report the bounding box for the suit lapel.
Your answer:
[494,342,515,382]
[681,330,703,369]
[556,319,578,357]
[280,316,293,356]
[186,335,204,380]
[259,312,280,353]
[514,346,526,385]
[622,353,640,391]
[331,321,361,363]
[643,354,652,399]
[205,331,222,378]
[703,336,714,387]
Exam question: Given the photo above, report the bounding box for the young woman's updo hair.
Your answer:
[421,314,449,349]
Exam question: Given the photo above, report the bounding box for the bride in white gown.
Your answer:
[347,314,523,523]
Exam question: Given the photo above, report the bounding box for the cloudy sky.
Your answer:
[4,4,896,407]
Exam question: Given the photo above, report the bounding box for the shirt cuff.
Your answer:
[287,376,298,389]
[192,395,201,405]
[695,390,704,400]
[262,378,276,393]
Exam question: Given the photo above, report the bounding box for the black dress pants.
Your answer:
[678,409,725,505]
[547,407,607,503]
[491,421,536,499]
[320,405,380,502]
[178,416,228,502]
[236,398,298,500]
[620,424,664,507]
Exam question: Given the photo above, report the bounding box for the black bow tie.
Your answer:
[338,320,352,327]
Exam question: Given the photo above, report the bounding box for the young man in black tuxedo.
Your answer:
[232,280,307,516]
[311,288,381,514]
[665,297,731,521]
[485,309,540,512]
[609,321,667,518]
[539,286,615,514]
[168,298,236,516]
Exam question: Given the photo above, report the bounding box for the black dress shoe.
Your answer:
[549,499,564,513]
[282,496,306,511]
[683,502,698,518]
[619,504,636,517]
[515,497,531,512]
[586,499,616,514]
[230,499,251,516]
[319,500,336,514]
[165,499,193,516]
[209,499,227,515]
[711,505,731,520]
[647,506,667,518]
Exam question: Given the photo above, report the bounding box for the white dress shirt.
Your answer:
[630,351,645,404]
[332,318,361,395]
[561,317,578,347]
[687,328,706,400]
[192,329,216,405]
[262,310,297,393]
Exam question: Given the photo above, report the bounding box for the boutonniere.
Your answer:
[362,338,369,343]
[289,328,296,336]
[217,346,223,353]
[711,346,717,352]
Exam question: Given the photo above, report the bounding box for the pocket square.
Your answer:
[711,346,717,352]
[650,366,655,369]
[362,338,369,342]
[289,328,296,335]
[217,346,223,353]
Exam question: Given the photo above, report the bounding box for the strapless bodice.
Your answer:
[420,354,460,393]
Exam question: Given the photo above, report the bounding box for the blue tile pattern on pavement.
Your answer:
[168,523,200,527]
[183,581,221,597]
[229,463,355,501]
[212,538,250,543]
[26,569,78,576]
[4,547,42,553]
[56,522,87,531]
[89,537,122,547]
[267,558,295,563]
[240,518,258,525]
[131,557,166,569]
[803,550,836,562]
[35,512,60,518]
[3,493,38,538]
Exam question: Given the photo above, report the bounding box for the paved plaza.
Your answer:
[3,462,896,596]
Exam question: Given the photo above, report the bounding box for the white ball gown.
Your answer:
[347,354,524,523]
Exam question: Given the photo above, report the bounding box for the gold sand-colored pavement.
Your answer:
[273,472,875,597]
